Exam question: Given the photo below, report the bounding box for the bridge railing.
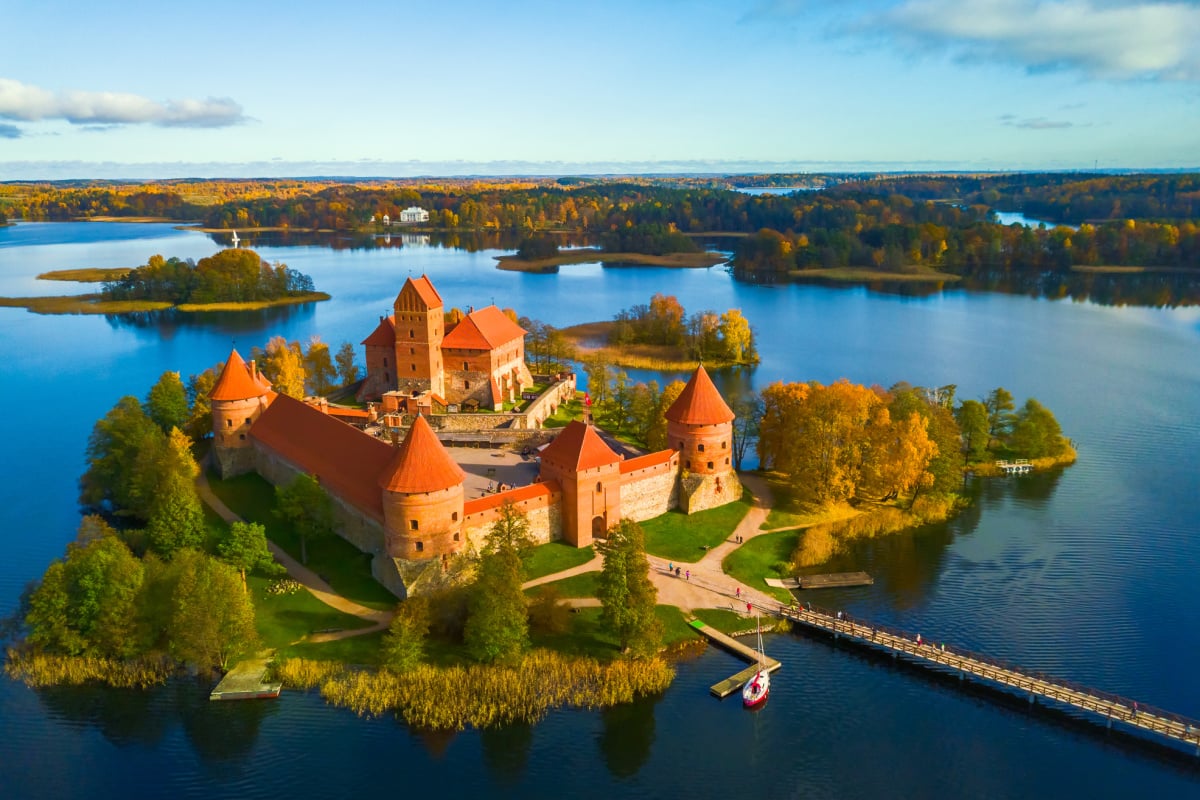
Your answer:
[755,598,1200,737]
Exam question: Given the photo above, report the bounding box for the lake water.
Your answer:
[1,222,1199,798]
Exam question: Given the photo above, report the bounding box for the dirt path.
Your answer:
[196,471,391,642]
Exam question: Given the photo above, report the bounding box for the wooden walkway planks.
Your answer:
[210,657,282,701]
[777,604,1200,754]
[689,620,781,698]
[798,572,874,589]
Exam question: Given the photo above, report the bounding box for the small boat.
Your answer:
[742,618,770,708]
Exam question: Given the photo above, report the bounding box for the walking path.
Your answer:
[196,471,391,642]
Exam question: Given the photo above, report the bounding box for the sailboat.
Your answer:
[742,617,770,708]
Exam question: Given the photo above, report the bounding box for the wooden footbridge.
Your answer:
[757,601,1200,755]
[997,459,1033,474]
[688,619,781,698]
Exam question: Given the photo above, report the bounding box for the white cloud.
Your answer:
[1001,114,1076,127]
[866,0,1200,80]
[0,78,245,128]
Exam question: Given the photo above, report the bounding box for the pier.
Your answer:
[689,619,781,698]
[766,601,1200,755]
[210,657,282,701]
[996,459,1033,474]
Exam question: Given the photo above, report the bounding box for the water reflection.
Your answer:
[101,303,319,338]
[598,693,662,779]
[479,722,533,787]
[37,683,172,747]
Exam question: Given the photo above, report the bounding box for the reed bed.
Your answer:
[4,649,171,689]
[276,650,674,730]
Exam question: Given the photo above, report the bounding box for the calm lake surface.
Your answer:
[1,222,1199,798]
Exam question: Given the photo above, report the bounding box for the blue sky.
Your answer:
[1,0,1198,177]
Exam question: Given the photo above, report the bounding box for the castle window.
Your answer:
[725,457,730,465]
[723,441,727,449]
[383,357,388,367]
[452,511,459,522]
[244,417,251,425]
[707,461,714,470]
[686,460,691,469]
[416,541,424,552]
[463,361,469,371]
[698,443,705,452]
[596,482,602,493]
[226,419,233,427]
[410,329,415,338]
[464,380,470,389]
[411,364,416,372]
[410,347,415,355]
[453,532,460,541]
[239,434,246,440]
[410,520,419,531]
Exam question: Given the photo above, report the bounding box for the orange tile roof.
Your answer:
[463,481,560,516]
[665,365,734,425]
[620,449,677,474]
[539,421,620,471]
[328,407,371,420]
[249,393,394,519]
[404,275,443,309]
[211,349,271,401]
[441,306,526,351]
[362,315,395,347]
[379,415,466,494]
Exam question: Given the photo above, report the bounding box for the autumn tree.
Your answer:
[597,519,661,656]
[381,595,431,673]
[646,380,686,451]
[858,406,937,502]
[1009,398,1069,458]
[256,336,306,398]
[275,473,335,565]
[335,341,359,386]
[719,308,756,364]
[169,550,259,673]
[145,371,189,433]
[303,337,337,396]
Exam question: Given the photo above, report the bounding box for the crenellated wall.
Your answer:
[461,487,563,550]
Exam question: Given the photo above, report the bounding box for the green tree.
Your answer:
[218,521,280,592]
[275,473,335,565]
[185,361,223,440]
[646,380,686,451]
[955,399,991,462]
[146,472,208,557]
[335,341,360,386]
[80,396,165,518]
[464,505,530,664]
[303,337,337,396]
[145,371,189,433]
[381,595,430,673]
[25,527,145,658]
[1010,397,1068,458]
[169,550,259,672]
[730,391,764,470]
[596,519,661,656]
[984,387,1016,440]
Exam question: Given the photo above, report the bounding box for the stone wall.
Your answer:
[523,374,577,428]
[619,462,680,522]
[679,470,742,514]
[461,487,562,551]
[253,442,388,562]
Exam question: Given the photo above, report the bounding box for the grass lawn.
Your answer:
[277,631,384,667]
[525,570,599,598]
[529,605,697,660]
[524,542,594,581]
[206,470,397,611]
[641,493,753,562]
[248,574,375,650]
[543,398,585,428]
[722,530,800,603]
[693,608,755,634]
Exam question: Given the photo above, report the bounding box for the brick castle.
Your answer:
[210,276,742,597]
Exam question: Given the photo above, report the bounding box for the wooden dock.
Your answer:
[210,657,282,701]
[799,571,874,589]
[689,620,781,698]
[774,603,1200,755]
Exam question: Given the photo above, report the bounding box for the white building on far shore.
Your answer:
[399,206,430,224]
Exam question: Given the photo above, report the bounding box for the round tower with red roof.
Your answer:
[665,365,742,512]
[210,349,275,478]
[379,415,467,560]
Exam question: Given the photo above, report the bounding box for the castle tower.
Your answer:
[392,275,445,398]
[379,415,465,560]
[537,421,622,547]
[210,349,274,477]
[665,365,741,513]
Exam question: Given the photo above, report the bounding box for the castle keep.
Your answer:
[209,276,741,598]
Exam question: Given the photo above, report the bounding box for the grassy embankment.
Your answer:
[495,249,726,273]
[37,268,132,282]
[0,292,330,315]
[561,320,754,371]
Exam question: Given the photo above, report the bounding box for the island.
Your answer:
[0,249,328,315]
